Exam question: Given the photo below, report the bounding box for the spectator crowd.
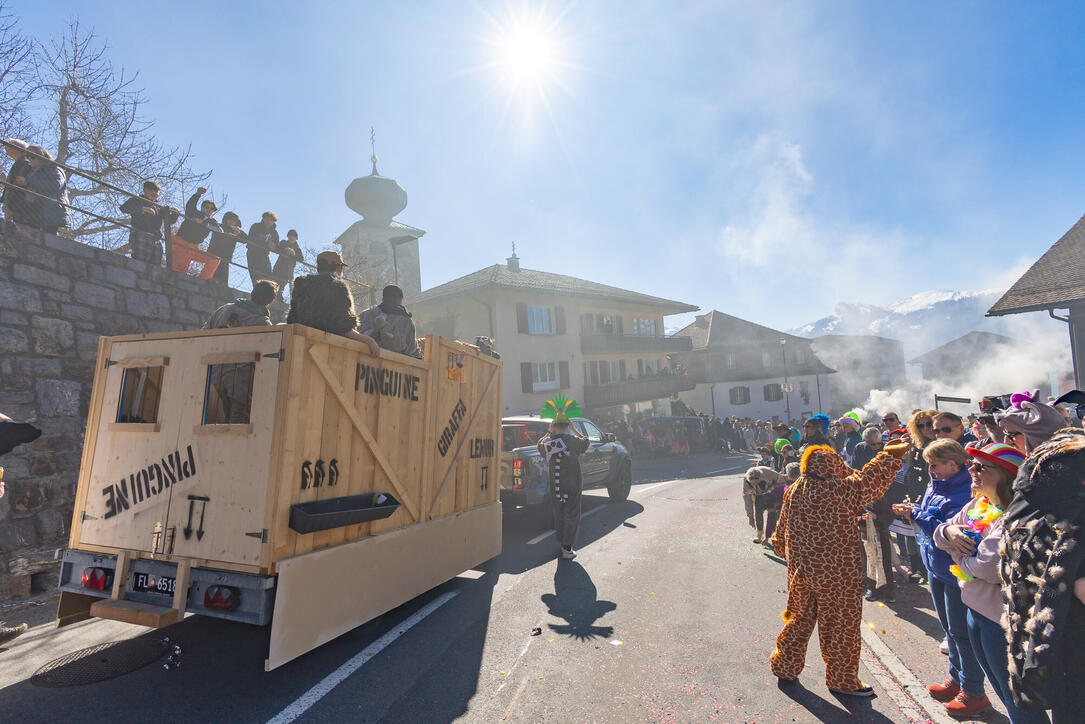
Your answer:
[744,395,1085,722]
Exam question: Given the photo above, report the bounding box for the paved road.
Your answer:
[1,454,935,723]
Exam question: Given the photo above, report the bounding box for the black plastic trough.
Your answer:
[288,493,400,534]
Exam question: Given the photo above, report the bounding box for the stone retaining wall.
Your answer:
[0,225,284,601]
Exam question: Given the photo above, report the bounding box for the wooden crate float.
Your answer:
[64,325,503,668]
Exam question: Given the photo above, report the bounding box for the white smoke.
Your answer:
[852,311,1070,422]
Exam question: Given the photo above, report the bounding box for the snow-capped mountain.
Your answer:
[788,289,1019,357]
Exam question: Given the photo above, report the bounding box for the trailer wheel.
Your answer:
[607,460,632,502]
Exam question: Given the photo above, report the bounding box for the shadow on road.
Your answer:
[541,560,616,641]
[778,679,897,723]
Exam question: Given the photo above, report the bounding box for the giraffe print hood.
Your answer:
[799,444,849,480]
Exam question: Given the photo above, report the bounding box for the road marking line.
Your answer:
[704,464,750,476]
[502,676,530,720]
[266,591,457,724]
[526,504,606,545]
[631,479,682,497]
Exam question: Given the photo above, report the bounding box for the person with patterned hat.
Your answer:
[932,443,1047,722]
[536,394,589,560]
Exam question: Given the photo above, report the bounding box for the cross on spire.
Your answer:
[370,126,378,174]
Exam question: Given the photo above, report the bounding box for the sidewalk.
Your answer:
[860,580,1015,723]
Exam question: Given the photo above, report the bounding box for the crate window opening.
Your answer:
[116,366,165,424]
[204,362,256,425]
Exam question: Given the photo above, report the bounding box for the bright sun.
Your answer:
[496,20,558,89]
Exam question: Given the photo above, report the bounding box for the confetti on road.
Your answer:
[867,622,875,629]
[610,640,624,646]
[499,671,506,676]
[530,627,542,636]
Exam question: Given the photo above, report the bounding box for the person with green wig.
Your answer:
[536,394,590,560]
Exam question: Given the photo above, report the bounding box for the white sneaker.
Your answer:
[939,638,950,656]
[561,549,576,560]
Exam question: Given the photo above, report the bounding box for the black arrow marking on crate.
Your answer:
[183,495,210,541]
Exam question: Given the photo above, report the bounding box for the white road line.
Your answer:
[266,591,457,724]
[630,479,683,497]
[704,464,750,476]
[526,504,607,545]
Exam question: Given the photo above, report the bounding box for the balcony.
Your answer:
[583,375,696,408]
[580,333,693,355]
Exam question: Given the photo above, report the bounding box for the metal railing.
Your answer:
[0,139,373,300]
[583,374,696,407]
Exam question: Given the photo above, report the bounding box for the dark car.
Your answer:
[500,415,633,509]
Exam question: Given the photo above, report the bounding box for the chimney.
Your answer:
[507,242,520,272]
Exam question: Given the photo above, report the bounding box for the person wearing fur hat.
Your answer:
[996,400,1067,455]
[934,444,1048,723]
[769,435,911,696]
[1000,431,1085,724]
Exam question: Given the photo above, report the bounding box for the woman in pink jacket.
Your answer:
[935,443,1048,724]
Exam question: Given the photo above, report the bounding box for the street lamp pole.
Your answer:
[780,339,791,423]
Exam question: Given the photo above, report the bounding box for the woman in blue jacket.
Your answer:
[894,438,990,717]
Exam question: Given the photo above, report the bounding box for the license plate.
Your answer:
[132,572,175,595]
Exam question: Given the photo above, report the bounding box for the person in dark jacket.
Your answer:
[1000,431,1085,724]
[853,427,896,601]
[176,187,220,245]
[894,439,990,716]
[20,146,69,233]
[246,211,278,288]
[2,138,31,225]
[934,411,978,446]
[286,250,378,355]
[206,211,245,285]
[537,415,590,559]
[119,181,179,265]
[272,228,302,297]
[356,284,421,358]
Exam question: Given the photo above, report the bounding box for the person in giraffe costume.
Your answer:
[770,436,912,696]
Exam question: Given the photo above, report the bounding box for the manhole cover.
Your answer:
[31,637,169,687]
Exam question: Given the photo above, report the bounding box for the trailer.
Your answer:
[56,325,502,670]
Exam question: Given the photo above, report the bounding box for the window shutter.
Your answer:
[521,362,533,393]
[619,359,627,379]
[558,361,570,389]
[517,303,529,334]
[616,316,624,336]
[554,306,566,335]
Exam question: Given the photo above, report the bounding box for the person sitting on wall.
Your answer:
[287,250,379,355]
[203,279,277,329]
[120,181,179,265]
[176,187,221,246]
[357,284,422,359]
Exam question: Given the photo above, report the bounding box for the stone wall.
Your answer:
[0,225,284,601]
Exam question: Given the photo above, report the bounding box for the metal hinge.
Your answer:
[81,511,98,522]
[245,529,269,542]
[263,348,286,362]
[104,359,117,368]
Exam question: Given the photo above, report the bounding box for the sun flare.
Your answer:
[496,20,559,88]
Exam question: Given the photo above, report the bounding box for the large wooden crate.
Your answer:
[68,326,503,575]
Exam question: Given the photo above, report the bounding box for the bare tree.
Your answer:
[34,20,210,244]
[0,2,34,141]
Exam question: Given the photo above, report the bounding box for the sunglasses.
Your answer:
[968,461,999,472]
[917,421,934,429]
[935,426,957,434]
[1004,430,1023,439]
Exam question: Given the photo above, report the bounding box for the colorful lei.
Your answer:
[949,497,1003,582]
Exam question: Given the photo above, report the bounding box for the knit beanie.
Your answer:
[966,442,1025,476]
[996,401,1067,453]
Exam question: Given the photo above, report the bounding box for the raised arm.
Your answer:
[850,437,911,508]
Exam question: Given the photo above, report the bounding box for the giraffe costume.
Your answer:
[769,441,909,691]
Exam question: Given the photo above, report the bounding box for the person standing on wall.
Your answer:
[536,395,590,560]
[119,181,179,265]
[247,211,278,289]
[2,138,31,227]
[272,228,303,299]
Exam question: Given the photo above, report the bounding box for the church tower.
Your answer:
[334,131,426,306]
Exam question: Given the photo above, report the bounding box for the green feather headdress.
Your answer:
[540,393,581,422]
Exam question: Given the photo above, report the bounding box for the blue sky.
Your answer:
[12,1,1085,332]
